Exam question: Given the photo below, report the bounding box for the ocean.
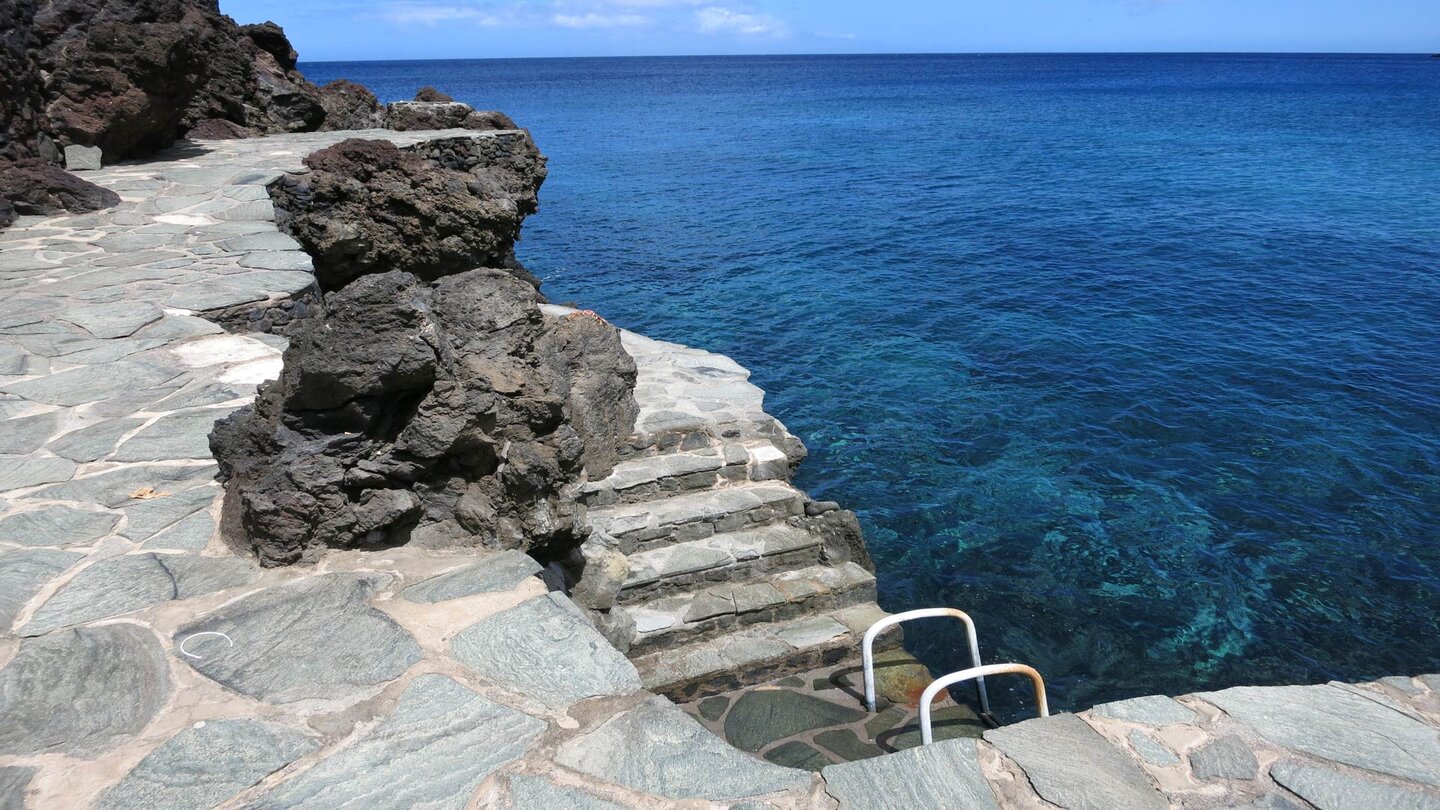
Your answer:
[301,54,1440,714]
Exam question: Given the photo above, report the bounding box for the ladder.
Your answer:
[862,608,1049,745]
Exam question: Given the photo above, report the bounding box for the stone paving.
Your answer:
[1,130,1439,809]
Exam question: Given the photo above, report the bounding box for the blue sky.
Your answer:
[220,0,1440,61]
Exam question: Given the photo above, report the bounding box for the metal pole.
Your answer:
[919,663,1049,745]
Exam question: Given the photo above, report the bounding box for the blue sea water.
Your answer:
[301,54,1440,713]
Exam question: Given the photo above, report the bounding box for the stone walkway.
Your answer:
[1,130,1438,809]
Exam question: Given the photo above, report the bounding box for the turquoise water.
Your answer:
[302,54,1440,712]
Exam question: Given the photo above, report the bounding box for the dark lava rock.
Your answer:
[21,0,325,161]
[185,118,254,140]
[415,86,455,103]
[0,158,120,217]
[0,0,48,161]
[318,79,384,131]
[384,101,519,133]
[210,270,638,566]
[268,136,547,292]
[0,199,14,228]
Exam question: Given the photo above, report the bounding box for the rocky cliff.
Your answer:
[211,136,638,566]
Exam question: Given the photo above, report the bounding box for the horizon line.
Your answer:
[299,50,1440,64]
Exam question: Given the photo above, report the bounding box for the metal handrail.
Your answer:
[920,663,1049,745]
[862,608,990,715]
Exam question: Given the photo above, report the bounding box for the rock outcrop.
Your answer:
[384,102,519,133]
[0,0,48,161]
[414,86,455,103]
[212,131,634,566]
[268,135,546,292]
[8,0,325,162]
[0,159,120,218]
[210,270,637,566]
[318,80,384,131]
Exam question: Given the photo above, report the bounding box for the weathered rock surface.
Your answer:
[1270,762,1440,810]
[1189,734,1260,781]
[0,158,119,217]
[250,674,544,809]
[318,79,384,131]
[210,269,636,565]
[554,696,812,801]
[983,713,1167,810]
[1199,684,1440,788]
[174,573,422,703]
[26,0,325,161]
[384,101,518,133]
[450,593,641,710]
[401,549,542,602]
[0,548,81,629]
[22,551,258,636]
[93,720,317,810]
[0,624,172,756]
[0,767,36,810]
[266,136,547,292]
[0,504,118,546]
[822,739,998,809]
[505,775,628,810]
[414,86,455,103]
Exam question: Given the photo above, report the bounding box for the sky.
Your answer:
[219,0,1440,61]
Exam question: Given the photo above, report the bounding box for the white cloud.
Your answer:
[695,6,788,37]
[552,11,650,27]
[383,3,504,26]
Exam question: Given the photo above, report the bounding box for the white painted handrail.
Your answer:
[862,608,990,714]
[920,663,1049,744]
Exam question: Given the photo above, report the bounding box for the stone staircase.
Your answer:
[546,305,898,701]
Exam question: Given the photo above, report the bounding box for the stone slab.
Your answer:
[94,720,317,810]
[0,455,76,492]
[822,738,998,809]
[401,550,542,603]
[141,509,215,550]
[23,552,258,636]
[0,412,61,454]
[64,145,102,171]
[112,409,230,461]
[120,484,219,541]
[251,674,543,809]
[0,767,35,810]
[0,505,118,547]
[1199,684,1440,788]
[35,464,216,508]
[47,417,147,462]
[0,624,172,757]
[1271,762,1440,810]
[1089,694,1198,726]
[984,713,1166,810]
[555,697,811,801]
[176,573,422,704]
[0,548,82,630]
[450,593,640,711]
[723,689,865,753]
[505,776,627,810]
[1190,734,1259,780]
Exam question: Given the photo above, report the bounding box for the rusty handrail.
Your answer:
[919,663,1049,744]
[863,608,990,715]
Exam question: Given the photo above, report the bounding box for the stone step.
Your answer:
[619,523,826,604]
[634,602,902,702]
[586,481,806,554]
[580,441,791,508]
[622,562,877,654]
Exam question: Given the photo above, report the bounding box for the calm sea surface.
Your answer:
[301,54,1440,713]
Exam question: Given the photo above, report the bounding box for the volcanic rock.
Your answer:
[0,159,119,217]
[23,0,326,161]
[414,86,455,103]
[318,80,384,131]
[0,0,47,161]
[185,118,254,140]
[267,136,546,292]
[210,269,637,565]
[384,101,519,133]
